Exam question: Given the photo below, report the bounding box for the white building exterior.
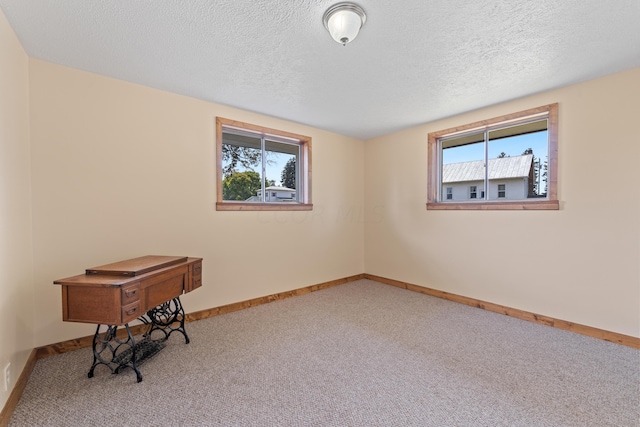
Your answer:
[442,154,533,201]
[250,186,296,202]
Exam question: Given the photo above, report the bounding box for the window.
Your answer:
[216,117,312,211]
[427,103,558,210]
[446,187,453,200]
[469,185,477,199]
[498,184,506,198]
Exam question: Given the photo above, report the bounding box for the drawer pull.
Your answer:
[125,307,138,316]
[194,266,202,275]
[125,289,137,298]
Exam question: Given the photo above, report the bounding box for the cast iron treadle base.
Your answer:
[88,324,146,382]
[87,296,188,383]
[139,297,190,344]
[113,338,166,367]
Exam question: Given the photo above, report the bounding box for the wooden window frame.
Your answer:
[216,117,312,211]
[427,103,559,211]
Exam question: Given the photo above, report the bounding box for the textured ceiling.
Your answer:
[1,0,639,140]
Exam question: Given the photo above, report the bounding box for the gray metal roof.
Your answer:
[265,186,295,192]
[443,154,533,183]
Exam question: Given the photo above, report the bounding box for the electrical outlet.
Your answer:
[3,363,10,392]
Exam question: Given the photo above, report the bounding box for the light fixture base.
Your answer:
[323,2,367,46]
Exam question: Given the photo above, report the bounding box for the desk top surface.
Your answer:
[86,255,188,277]
[54,256,201,287]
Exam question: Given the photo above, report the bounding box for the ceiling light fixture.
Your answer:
[323,2,367,46]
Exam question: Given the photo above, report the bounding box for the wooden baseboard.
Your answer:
[27,271,640,357]
[0,349,38,427]
[3,271,637,423]
[35,273,366,359]
[0,274,363,424]
[186,274,365,322]
[364,273,640,349]
[35,324,150,359]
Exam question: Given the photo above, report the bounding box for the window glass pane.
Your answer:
[469,185,478,199]
[498,184,506,198]
[441,131,485,202]
[221,131,264,202]
[265,139,299,203]
[220,132,301,203]
[217,117,311,210]
[487,119,548,200]
[428,104,557,210]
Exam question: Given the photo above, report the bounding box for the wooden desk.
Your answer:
[54,255,202,382]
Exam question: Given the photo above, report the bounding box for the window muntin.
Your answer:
[440,119,546,202]
[216,117,312,211]
[221,132,300,203]
[441,130,484,202]
[487,120,547,201]
[427,104,558,210]
[469,185,477,199]
[498,184,506,198]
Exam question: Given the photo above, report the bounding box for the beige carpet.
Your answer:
[9,280,640,426]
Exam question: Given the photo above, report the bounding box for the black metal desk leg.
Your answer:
[87,324,164,383]
[141,296,190,344]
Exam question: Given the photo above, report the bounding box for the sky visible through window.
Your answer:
[442,130,549,195]
[442,131,548,165]
[222,151,291,187]
[265,153,290,186]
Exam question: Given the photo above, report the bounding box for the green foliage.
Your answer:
[281,157,296,189]
[221,142,277,178]
[521,148,548,196]
[222,171,263,201]
[541,156,548,193]
[222,144,261,177]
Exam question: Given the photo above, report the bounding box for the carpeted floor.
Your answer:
[9,280,640,426]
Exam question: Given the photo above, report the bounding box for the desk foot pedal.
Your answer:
[113,338,166,367]
[88,324,166,383]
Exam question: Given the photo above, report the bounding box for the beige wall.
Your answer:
[28,59,365,347]
[0,9,34,409]
[365,68,640,337]
[1,12,639,415]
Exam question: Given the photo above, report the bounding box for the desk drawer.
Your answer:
[63,286,120,325]
[121,283,140,305]
[122,301,141,323]
[186,260,202,292]
[144,274,184,309]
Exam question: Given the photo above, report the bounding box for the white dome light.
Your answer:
[323,3,367,46]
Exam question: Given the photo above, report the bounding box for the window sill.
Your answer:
[216,202,313,211]
[426,200,559,211]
